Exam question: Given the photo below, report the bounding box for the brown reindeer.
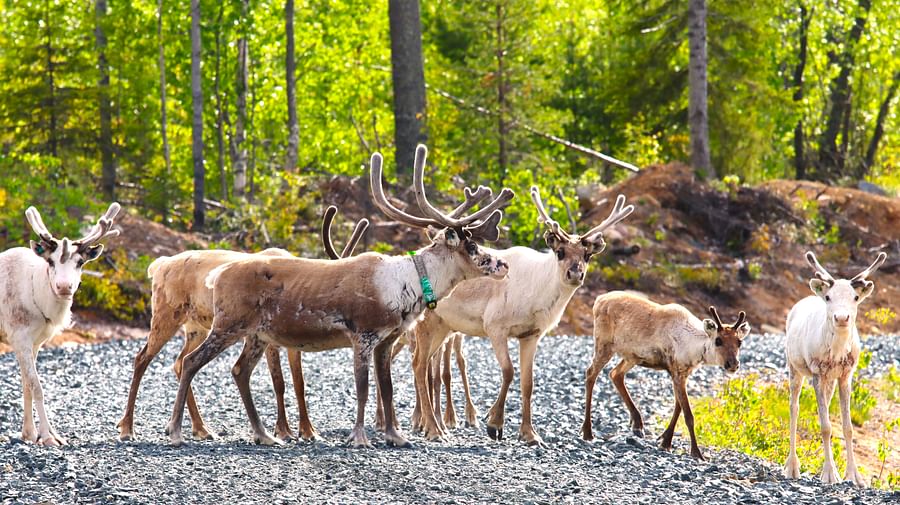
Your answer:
[583,292,749,459]
[165,145,513,448]
[117,207,367,443]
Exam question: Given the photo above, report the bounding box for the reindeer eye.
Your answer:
[736,340,742,348]
[556,250,565,260]
[465,241,477,254]
[47,259,54,268]
[715,337,723,347]
[825,295,830,301]
[77,259,85,268]
[854,295,859,301]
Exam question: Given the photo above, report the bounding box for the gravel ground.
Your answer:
[1,332,898,504]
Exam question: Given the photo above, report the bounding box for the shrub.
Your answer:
[600,263,642,286]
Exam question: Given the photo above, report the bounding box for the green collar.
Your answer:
[408,251,437,310]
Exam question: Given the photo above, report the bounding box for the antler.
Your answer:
[25,206,54,243]
[449,186,493,218]
[321,206,369,260]
[805,251,835,284]
[581,194,635,240]
[369,152,439,229]
[530,186,573,241]
[708,306,724,329]
[411,145,514,229]
[73,203,121,249]
[734,311,746,328]
[850,252,887,283]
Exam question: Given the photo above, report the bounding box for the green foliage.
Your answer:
[682,352,890,481]
[747,261,763,281]
[74,250,152,323]
[884,366,900,403]
[674,264,723,292]
[600,263,641,286]
[684,374,846,475]
[873,418,900,490]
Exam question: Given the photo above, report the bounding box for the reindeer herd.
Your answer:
[0,144,890,488]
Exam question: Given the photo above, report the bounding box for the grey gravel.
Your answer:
[1,332,898,504]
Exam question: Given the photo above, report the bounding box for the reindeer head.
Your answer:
[26,203,121,300]
[530,186,634,286]
[805,251,886,333]
[370,145,512,280]
[703,306,750,372]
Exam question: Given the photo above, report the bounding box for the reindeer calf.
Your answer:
[582,292,749,459]
[783,251,885,487]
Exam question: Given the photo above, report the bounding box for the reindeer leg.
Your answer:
[411,325,446,440]
[610,359,644,438]
[673,374,703,460]
[581,344,614,442]
[486,334,514,441]
[375,334,411,448]
[347,333,375,448]
[287,349,319,441]
[658,398,681,451]
[166,327,240,446]
[838,373,865,487]
[454,335,479,428]
[265,346,294,441]
[14,342,64,446]
[441,342,458,429]
[18,355,36,443]
[812,376,838,484]
[430,348,446,433]
[175,323,216,440]
[518,335,544,446]
[232,336,282,446]
[783,367,804,479]
[118,311,182,441]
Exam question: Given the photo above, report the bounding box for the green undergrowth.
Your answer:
[75,249,153,323]
[666,352,899,489]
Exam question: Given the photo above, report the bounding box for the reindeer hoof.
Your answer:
[486,426,503,441]
[254,432,284,446]
[38,434,65,447]
[193,428,216,441]
[632,428,645,438]
[118,433,134,442]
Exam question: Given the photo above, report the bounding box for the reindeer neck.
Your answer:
[822,317,855,361]
[29,267,72,326]
[415,247,465,301]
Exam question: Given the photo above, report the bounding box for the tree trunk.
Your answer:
[233,0,249,197]
[284,0,299,172]
[214,2,227,201]
[791,2,811,180]
[687,0,713,179]
[388,0,427,180]
[495,2,508,182]
[190,0,205,230]
[44,0,58,158]
[95,0,115,200]
[157,0,172,220]
[862,70,900,176]
[817,0,871,179]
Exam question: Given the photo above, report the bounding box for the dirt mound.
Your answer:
[106,211,208,259]
[557,164,900,336]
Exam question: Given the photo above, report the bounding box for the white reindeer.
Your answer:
[164,145,513,448]
[411,186,633,445]
[0,203,120,446]
[783,251,886,487]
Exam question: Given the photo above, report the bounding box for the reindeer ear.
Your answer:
[443,229,461,248]
[854,280,875,300]
[809,278,829,298]
[82,244,104,262]
[586,235,606,256]
[737,322,751,339]
[30,240,53,258]
[544,230,562,250]
[702,318,718,337]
